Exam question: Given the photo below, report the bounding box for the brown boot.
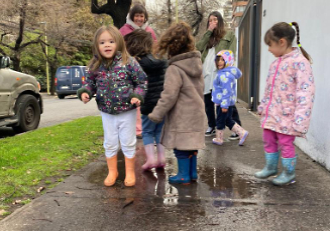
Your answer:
[231,123,249,146]
[124,156,136,187]
[104,155,118,186]
[212,129,224,145]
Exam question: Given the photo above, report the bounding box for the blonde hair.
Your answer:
[88,25,130,71]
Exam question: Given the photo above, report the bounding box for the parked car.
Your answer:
[55,66,87,99]
[0,56,43,133]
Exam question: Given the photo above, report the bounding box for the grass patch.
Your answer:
[0,116,104,210]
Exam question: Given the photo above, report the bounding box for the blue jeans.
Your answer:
[174,149,198,159]
[142,115,164,145]
[216,106,236,130]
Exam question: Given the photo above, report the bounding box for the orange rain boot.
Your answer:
[124,156,136,187]
[104,155,118,186]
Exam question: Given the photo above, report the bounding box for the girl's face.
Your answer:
[217,56,225,69]
[133,13,145,27]
[268,39,291,57]
[208,15,218,28]
[98,31,117,59]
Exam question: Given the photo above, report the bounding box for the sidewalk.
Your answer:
[1,104,330,231]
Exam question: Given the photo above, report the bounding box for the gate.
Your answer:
[237,0,262,111]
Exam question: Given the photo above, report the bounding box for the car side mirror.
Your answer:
[0,56,10,68]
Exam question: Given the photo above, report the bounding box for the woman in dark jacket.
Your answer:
[124,30,168,170]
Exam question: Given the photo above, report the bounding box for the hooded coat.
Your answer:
[258,48,315,137]
[211,50,242,109]
[148,51,205,150]
[119,16,157,41]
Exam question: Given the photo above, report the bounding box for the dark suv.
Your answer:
[55,66,87,99]
[0,56,43,133]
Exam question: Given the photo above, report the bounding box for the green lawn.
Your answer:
[0,116,104,209]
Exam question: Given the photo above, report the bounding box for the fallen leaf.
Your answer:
[64,191,75,195]
[0,209,7,215]
[37,187,45,193]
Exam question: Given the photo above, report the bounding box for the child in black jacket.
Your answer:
[124,29,168,170]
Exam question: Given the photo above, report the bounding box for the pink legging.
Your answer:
[263,129,296,158]
[136,107,142,136]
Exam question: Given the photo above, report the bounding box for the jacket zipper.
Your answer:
[262,57,282,128]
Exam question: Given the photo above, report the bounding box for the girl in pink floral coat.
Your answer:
[255,22,315,186]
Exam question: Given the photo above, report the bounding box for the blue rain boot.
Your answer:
[190,152,198,181]
[169,158,191,184]
[255,152,279,179]
[272,156,297,186]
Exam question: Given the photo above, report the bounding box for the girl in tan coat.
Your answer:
[148,22,205,184]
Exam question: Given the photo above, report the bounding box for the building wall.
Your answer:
[259,0,330,170]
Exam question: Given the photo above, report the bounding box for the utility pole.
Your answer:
[40,22,50,94]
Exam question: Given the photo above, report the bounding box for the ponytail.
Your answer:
[290,22,312,63]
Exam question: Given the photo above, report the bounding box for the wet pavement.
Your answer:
[1,105,330,231]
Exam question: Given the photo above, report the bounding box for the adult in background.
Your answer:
[196,11,242,139]
[120,3,157,41]
[120,3,157,139]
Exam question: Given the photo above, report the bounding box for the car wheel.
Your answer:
[57,94,65,99]
[13,95,41,133]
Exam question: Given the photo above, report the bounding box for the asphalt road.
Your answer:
[0,94,100,138]
[38,94,100,128]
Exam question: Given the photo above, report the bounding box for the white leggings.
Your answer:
[101,110,137,158]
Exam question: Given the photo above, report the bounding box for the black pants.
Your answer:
[216,106,236,130]
[204,93,241,128]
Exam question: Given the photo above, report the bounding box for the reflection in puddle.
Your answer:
[87,144,258,213]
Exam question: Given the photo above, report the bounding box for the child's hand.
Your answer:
[131,97,141,107]
[81,93,90,104]
[222,108,228,113]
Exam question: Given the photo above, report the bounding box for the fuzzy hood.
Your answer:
[169,51,203,78]
[216,50,235,68]
[218,66,242,80]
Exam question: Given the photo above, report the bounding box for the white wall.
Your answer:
[260,0,330,170]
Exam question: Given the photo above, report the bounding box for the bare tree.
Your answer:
[0,0,43,71]
[91,0,132,29]
[147,0,221,38]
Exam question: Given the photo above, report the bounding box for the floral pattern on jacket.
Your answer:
[212,66,242,109]
[77,53,147,115]
[258,48,315,137]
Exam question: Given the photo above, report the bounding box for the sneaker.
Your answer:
[205,127,216,136]
[228,133,239,140]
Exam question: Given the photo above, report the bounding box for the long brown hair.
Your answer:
[264,22,312,62]
[154,22,195,59]
[88,25,130,71]
[124,29,153,57]
[206,11,226,49]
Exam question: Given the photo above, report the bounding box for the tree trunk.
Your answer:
[167,0,172,26]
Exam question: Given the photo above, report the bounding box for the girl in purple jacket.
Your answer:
[211,50,249,146]
[255,22,315,186]
[77,26,147,187]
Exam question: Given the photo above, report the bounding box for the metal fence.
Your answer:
[237,0,262,111]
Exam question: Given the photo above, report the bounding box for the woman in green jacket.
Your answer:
[196,11,242,139]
